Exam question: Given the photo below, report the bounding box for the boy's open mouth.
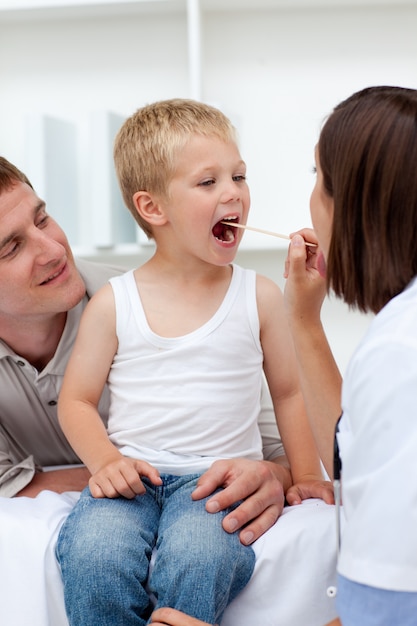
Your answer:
[212,216,238,242]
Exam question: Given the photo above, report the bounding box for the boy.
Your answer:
[56,99,331,625]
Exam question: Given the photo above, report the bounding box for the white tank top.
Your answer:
[107,264,264,474]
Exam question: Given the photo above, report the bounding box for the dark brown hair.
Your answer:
[0,157,33,193]
[319,86,417,313]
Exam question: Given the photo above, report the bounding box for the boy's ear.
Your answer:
[132,191,168,227]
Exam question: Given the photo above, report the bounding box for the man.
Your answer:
[0,157,338,625]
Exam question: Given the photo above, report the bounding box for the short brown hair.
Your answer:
[0,157,33,193]
[319,86,417,313]
[113,99,237,238]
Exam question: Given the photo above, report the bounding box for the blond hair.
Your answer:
[114,99,237,238]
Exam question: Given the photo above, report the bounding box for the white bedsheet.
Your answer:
[0,493,338,626]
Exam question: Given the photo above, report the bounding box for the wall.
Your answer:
[0,0,407,370]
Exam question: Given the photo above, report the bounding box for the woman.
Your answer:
[285,85,417,625]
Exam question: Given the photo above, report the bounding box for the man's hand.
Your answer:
[192,457,290,545]
[16,466,91,498]
[151,608,213,626]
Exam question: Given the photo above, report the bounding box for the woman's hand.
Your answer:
[284,229,327,326]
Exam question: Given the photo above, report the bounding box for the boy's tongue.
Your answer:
[212,220,235,242]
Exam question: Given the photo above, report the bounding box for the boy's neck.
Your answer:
[133,256,234,338]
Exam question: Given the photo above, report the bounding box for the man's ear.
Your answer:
[132,191,167,227]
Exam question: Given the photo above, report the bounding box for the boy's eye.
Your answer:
[199,179,215,187]
[233,175,246,182]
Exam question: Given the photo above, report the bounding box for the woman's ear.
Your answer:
[132,191,168,227]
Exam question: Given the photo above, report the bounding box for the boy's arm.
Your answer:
[58,285,161,498]
[257,274,333,499]
[58,285,119,471]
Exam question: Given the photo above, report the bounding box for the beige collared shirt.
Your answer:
[0,259,123,497]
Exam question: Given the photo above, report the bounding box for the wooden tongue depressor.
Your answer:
[220,221,317,246]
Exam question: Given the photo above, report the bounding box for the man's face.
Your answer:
[0,181,85,323]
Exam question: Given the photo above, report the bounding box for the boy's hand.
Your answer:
[89,457,162,499]
[285,479,334,506]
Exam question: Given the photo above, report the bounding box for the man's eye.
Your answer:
[37,215,49,227]
[0,242,20,259]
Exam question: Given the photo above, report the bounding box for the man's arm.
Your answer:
[0,423,90,498]
[16,466,90,497]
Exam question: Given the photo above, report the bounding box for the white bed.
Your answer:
[0,492,338,626]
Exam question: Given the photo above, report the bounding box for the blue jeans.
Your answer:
[336,574,417,625]
[56,474,255,626]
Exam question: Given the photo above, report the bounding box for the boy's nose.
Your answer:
[221,181,241,203]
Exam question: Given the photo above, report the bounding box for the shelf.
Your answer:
[0,0,184,21]
[0,0,414,20]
